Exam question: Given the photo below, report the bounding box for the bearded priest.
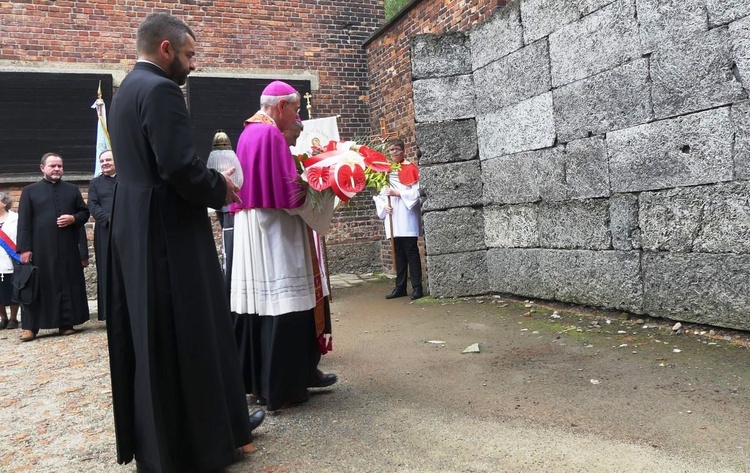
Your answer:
[230,80,338,412]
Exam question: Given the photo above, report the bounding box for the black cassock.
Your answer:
[88,173,116,320]
[107,62,252,473]
[16,179,90,331]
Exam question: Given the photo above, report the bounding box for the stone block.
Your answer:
[413,75,475,123]
[706,0,750,27]
[553,59,651,142]
[643,252,750,330]
[426,250,488,297]
[651,27,747,120]
[327,241,382,274]
[487,248,551,300]
[488,248,643,313]
[538,137,609,201]
[474,39,551,111]
[548,0,640,87]
[423,207,485,256]
[639,187,704,252]
[636,0,708,53]
[484,204,539,248]
[538,200,611,250]
[521,0,616,43]
[476,92,555,159]
[639,182,750,254]
[733,101,750,179]
[415,120,478,165]
[411,33,472,80]
[482,150,550,204]
[608,107,734,192]
[470,1,523,70]
[731,15,750,94]
[420,160,483,212]
[610,193,641,250]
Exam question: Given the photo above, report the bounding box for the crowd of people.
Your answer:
[0,12,425,473]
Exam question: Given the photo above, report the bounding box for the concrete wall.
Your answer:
[412,0,750,330]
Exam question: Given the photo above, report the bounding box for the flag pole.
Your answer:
[304,92,333,301]
[96,81,111,148]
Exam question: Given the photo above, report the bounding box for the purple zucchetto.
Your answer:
[262,80,297,96]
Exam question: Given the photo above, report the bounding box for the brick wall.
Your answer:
[0,1,390,274]
[365,0,511,162]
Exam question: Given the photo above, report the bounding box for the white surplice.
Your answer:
[373,171,422,238]
[231,189,335,316]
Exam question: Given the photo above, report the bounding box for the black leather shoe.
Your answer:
[411,289,424,300]
[308,372,338,388]
[385,288,407,299]
[249,409,265,431]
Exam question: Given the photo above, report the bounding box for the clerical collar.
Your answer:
[42,177,60,183]
[137,59,165,73]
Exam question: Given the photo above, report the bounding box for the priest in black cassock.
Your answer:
[87,149,116,321]
[106,13,263,473]
[16,152,90,342]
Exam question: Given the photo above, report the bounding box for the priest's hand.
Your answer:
[221,168,241,205]
[20,251,32,264]
[57,214,75,227]
[82,259,89,268]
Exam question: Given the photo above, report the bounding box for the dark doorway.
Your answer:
[0,72,114,175]
[187,77,312,161]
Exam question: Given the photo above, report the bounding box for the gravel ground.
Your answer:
[1,278,750,472]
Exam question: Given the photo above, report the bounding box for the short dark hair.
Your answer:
[98,149,113,160]
[41,152,61,166]
[389,139,405,150]
[136,13,195,55]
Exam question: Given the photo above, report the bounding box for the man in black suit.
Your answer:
[87,149,116,321]
[107,13,263,473]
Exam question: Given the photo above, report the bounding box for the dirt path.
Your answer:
[1,278,749,472]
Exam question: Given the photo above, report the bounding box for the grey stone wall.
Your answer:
[412,0,750,330]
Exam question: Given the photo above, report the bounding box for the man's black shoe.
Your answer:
[308,372,338,388]
[411,289,424,300]
[385,289,407,299]
[249,409,265,431]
